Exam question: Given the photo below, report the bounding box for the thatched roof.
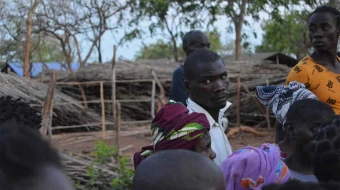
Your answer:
[0,73,101,129]
[34,59,292,125]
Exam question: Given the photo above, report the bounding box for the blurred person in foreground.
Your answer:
[0,120,75,190]
[220,143,290,190]
[132,149,225,190]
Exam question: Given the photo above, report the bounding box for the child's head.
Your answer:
[279,99,335,155]
[0,96,42,129]
[132,149,225,190]
[0,120,74,190]
[309,116,340,182]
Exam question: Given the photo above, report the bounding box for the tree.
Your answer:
[135,40,185,60]
[36,0,129,69]
[198,0,319,60]
[23,0,42,78]
[256,10,311,60]
[129,0,205,62]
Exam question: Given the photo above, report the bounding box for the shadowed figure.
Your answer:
[132,149,225,190]
[0,120,74,190]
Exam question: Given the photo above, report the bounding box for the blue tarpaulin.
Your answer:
[6,62,80,77]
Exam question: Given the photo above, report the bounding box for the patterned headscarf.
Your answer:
[133,101,210,169]
[255,81,318,128]
[220,143,290,190]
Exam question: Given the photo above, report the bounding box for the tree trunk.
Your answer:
[97,39,102,63]
[23,0,41,78]
[172,38,179,62]
[234,21,243,61]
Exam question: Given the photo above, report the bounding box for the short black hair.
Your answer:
[286,99,335,127]
[182,30,206,47]
[309,116,340,182]
[184,49,223,80]
[310,5,340,27]
[132,149,225,190]
[0,120,61,189]
[262,180,338,190]
[0,96,42,130]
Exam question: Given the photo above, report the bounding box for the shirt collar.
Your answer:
[186,98,232,126]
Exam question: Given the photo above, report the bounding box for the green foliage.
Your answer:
[207,28,223,53]
[127,0,205,61]
[135,29,224,60]
[111,156,134,190]
[256,10,311,60]
[197,0,319,59]
[135,39,185,60]
[76,141,134,190]
[31,35,67,63]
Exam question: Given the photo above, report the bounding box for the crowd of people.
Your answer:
[133,5,340,190]
[0,4,339,190]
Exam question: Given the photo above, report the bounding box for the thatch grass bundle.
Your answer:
[0,73,101,129]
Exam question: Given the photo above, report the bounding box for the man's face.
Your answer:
[186,59,229,111]
[184,33,210,56]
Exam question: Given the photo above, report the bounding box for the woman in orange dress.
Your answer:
[286,5,340,115]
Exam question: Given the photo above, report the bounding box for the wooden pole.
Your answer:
[265,77,271,129]
[111,45,117,131]
[241,84,266,114]
[48,103,53,138]
[40,71,56,138]
[100,82,106,139]
[236,76,241,127]
[152,70,166,111]
[151,80,156,118]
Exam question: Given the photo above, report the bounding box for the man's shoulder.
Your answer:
[173,65,184,73]
[172,65,184,78]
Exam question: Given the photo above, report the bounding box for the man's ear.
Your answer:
[286,125,295,140]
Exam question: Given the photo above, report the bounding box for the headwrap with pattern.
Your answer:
[133,101,210,169]
[255,81,318,128]
[220,143,290,190]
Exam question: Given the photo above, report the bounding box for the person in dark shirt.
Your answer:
[169,30,210,106]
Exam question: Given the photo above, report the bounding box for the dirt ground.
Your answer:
[55,129,275,158]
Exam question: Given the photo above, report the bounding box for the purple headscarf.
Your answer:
[220,143,290,190]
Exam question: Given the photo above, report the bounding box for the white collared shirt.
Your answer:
[187,98,233,166]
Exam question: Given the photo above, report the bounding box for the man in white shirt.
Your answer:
[183,49,233,166]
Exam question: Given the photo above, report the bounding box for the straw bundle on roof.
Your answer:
[0,73,101,128]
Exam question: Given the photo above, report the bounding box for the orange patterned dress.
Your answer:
[286,56,340,114]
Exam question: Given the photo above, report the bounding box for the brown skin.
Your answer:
[194,133,216,160]
[309,12,340,73]
[281,121,322,174]
[183,32,210,56]
[185,59,229,122]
